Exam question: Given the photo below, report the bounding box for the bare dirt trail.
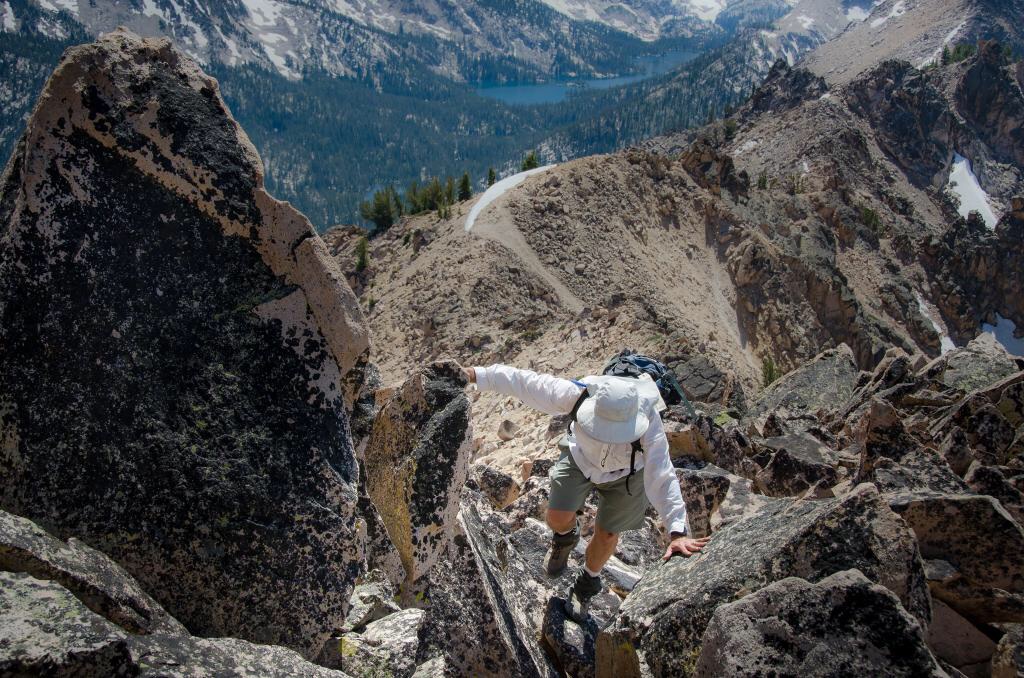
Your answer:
[468,188,587,316]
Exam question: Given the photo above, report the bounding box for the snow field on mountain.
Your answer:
[948,153,999,229]
[916,292,956,354]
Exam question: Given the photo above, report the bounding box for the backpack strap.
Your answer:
[566,383,589,436]
[626,439,642,496]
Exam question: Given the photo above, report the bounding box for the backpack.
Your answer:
[563,350,695,496]
[601,349,695,417]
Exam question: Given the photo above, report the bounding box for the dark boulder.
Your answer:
[854,399,969,494]
[363,360,472,604]
[694,570,946,677]
[0,570,352,677]
[0,509,184,636]
[595,484,930,677]
[888,492,1024,624]
[754,434,841,497]
[0,29,368,657]
[743,345,859,436]
[992,624,1024,678]
[469,463,521,509]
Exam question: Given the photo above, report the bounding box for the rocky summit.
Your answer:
[2,15,1024,678]
[0,29,368,660]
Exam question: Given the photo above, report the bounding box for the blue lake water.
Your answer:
[476,50,699,106]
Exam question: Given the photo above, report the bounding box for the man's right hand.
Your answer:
[463,367,476,384]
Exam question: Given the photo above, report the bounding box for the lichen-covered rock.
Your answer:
[355,493,408,593]
[0,571,352,678]
[991,625,1024,678]
[888,492,1024,623]
[854,399,969,494]
[675,464,731,537]
[325,608,424,678]
[503,475,552,531]
[0,29,368,657]
[694,570,946,677]
[541,592,622,678]
[0,509,184,636]
[743,345,859,435]
[415,495,559,677]
[341,570,401,634]
[753,434,841,497]
[0,571,134,676]
[363,360,472,604]
[469,463,521,509]
[711,472,784,532]
[928,335,1021,395]
[965,462,1024,525]
[595,484,929,677]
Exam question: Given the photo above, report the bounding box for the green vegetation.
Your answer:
[941,42,977,65]
[724,118,738,141]
[521,150,540,171]
[859,204,884,236]
[785,173,804,195]
[757,170,768,190]
[458,172,473,201]
[0,13,754,231]
[762,355,780,387]
[355,237,369,272]
[359,186,402,233]
[487,167,497,186]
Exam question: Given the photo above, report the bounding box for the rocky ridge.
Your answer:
[2,23,1024,678]
[329,38,1024,483]
[0,28,368,659]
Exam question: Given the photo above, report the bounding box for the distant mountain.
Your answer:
[538,0,871,157]
[15,0,665,82]
[804,0,1024,85]
[536,0,723,39]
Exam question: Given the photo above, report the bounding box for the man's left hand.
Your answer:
[662,535,710,560]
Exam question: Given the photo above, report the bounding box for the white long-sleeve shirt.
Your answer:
[474,364,689,535]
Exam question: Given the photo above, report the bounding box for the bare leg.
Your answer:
[585,523,619,572]
[546,508,577,534]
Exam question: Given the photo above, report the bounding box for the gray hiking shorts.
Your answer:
[548,449,648,534]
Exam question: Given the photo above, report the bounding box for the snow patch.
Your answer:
[1,1,15,32]
[36,0,78,15]
[982,315,1024,357]
[870,0,905,28]
[916,292,955,354]
[796,14,815,30]
[465,165,557,232]
[845,5,869,22]
[819,92,832,101]
[736,140,758,155]
[687,0,728,22]
[242,0,284,27]
[948,152,999,229]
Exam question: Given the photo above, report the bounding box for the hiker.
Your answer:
[463,363,710,620]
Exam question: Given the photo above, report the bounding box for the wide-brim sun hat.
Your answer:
[575,374,662,444]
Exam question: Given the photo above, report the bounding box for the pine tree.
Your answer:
[354,236,369,272]
[359,187,397,234]
[487,167,496,186]
[521,151,539,171]
[458,172,473,201]
[445,176,456,206]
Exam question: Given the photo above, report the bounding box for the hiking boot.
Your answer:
[543,520,580,577]
[564,569,602,623]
